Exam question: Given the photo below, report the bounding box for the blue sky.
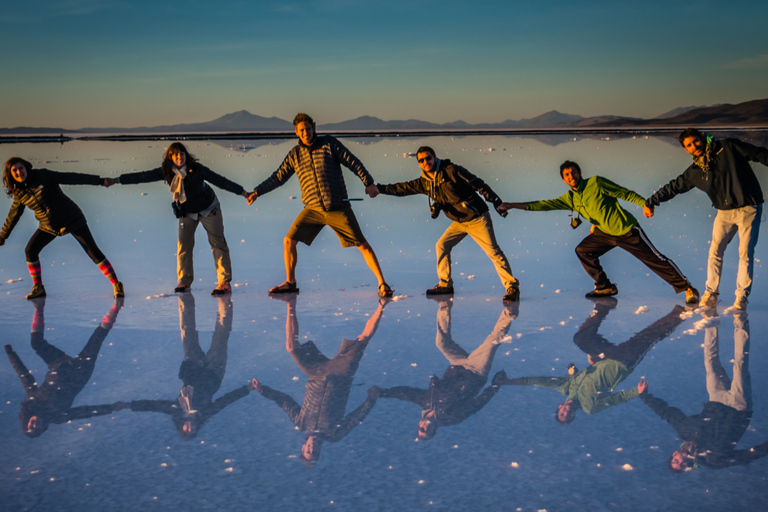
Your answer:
[2,0,767,128]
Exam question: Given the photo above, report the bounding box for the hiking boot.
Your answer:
[698,291,717,308]
[426,284,454,296]
[211,282,232,296]
[584,283,618,298]
[26,284,46,300]
[503,287,520,302]
[114,281,125,298]
[733,293,748,311]
[685,287,699,304]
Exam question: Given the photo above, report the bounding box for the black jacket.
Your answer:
[119,163,245,214]
[646,138,768,211]
[1,168,102,240]
[377,159,502,222]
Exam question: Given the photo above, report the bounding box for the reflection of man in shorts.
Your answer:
[251,295,386,465]
[250,113,393,297]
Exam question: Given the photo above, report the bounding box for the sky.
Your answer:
[2,0,768,129]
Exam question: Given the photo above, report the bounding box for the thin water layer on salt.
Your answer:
[1,134,767,511]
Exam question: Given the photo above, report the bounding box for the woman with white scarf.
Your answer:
[109,142,252,295]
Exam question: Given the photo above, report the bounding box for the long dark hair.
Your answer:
[3,157,33,197]
[160,142,198,184]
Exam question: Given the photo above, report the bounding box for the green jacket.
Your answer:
[522,359,639,415]
[526,176,646,236]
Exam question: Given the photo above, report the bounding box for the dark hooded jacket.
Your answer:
[377,159,502,223]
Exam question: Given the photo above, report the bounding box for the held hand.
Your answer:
[245,191,257,205]
[643,205,654,218]
[103,177,116,188]
[113,401,128,411]
[365,184,379,198]
[492,369,508,386]
[495,203,508,218]
[250,378,263,392]
[637,380,648,394]
[367,385,381,399]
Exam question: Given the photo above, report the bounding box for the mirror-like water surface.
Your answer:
[1,133,767,511]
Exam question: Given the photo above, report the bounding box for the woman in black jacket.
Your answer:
[110,142,252,295]
[1,157,123,299]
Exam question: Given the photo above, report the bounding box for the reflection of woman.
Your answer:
[0,157,123,299]
[111,143,249,295]
[4,298,124,437]
[128,294,252,438]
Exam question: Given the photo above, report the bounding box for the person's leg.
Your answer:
[357,242,386,286]
[616,226,691,293]
[177,216,200,288]
[436,222,468,287]
[24,229,56,287]
[199,208,232,292]
[574,230,616,289]
[735,204,761,299]
[466,213,519,290]
[273,210,324,292]
[284,237,299,284]
[69,226,122,296]
[705,210,738,296]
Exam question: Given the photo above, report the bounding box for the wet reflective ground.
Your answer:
[1,134,767,510]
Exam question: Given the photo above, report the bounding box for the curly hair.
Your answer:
[3,157,33,197]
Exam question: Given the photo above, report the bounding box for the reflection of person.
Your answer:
[128,294,251,438]
[248,113,393,298]
[5,297,124,437]
[645,128,768,310]
[1,157,124,299]
[374,146,520,301]
[378,299,517,440]
[641,311,768,471]
[251,295,386,465]
[107,142,250,295]
[497,300,685,423]
[499,161,698,302]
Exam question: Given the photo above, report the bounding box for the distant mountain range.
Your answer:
[2,98,767,136]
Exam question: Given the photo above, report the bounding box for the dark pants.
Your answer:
[575,225,690,292]
[25,225,105,263]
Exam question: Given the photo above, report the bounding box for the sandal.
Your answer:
[269,281,299,294]
[378,282,394,298]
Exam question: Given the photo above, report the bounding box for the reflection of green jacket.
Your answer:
[522,359,639,414]
[526,176,646,236]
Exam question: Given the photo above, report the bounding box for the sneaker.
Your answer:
[113,281,125,298]
[733,294,748,310]
[698,291,717,308]
[25,284,46,300]
[503,287,520,302]
[685,287,699,304]
[585,284,618,298]
[175,284,191,293]
[211,282,231,296]
[426,284,454,296]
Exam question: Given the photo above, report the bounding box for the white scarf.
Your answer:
[170,166,188,204]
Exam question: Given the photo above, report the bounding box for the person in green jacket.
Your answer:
[494,299,686,423]
[499,160,698,301]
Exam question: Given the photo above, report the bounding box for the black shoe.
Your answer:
[175,284,191,293]
[426,284,454,296]
[26,284,46,300]
[113,281,125,298]
[269,281,299,294]
[503,287,520,302]
[585,284,618,298]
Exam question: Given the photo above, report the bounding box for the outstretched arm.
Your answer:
[357,299,387,343]
[497,202,528,213]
